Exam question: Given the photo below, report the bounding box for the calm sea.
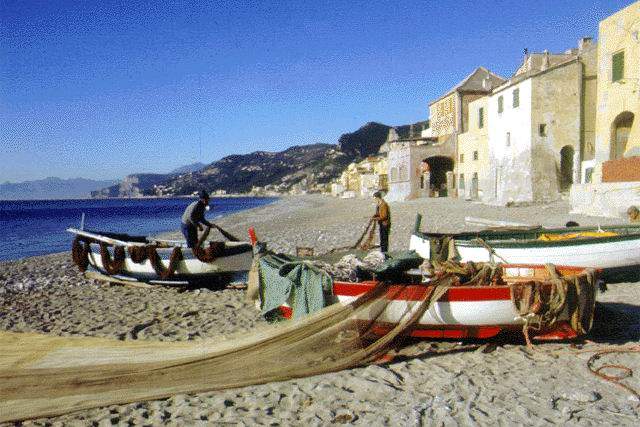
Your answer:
[0,197,276,261]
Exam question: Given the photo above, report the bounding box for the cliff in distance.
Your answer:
[93,122,393,196]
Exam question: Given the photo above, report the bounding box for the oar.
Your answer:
[211,223,240,242]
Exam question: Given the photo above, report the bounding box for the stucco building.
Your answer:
[484,39,597,205]
[571,1,640,216]
[386,68,504,202]
[336,156,388,198]
[456,96,490,200]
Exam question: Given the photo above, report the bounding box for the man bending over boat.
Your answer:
[181,190,214,248]
[372,191,391,254]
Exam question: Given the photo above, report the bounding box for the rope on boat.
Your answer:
[473,237,508,264]
[70,235,218,279]
[71,237,90,272]
[99,243,126,275]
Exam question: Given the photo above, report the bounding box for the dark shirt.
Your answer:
[181,200,212,227]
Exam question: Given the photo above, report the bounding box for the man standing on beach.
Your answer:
[372,191,391,254]
[181,190,214,248]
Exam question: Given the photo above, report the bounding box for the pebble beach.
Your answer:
[1,195,639,426]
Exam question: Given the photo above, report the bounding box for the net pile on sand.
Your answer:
[0,280,447,423]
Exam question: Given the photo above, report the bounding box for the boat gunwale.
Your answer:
[414,225,640,248]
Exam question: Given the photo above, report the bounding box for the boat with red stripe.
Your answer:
[278,264,597,341]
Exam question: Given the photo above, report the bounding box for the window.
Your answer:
[478,107,484,128]
[459,153,464,163]
[506,132,511,147]
[539,123,547,136]
[390,167,398,182]
[473,151,479,160]
[513,88,519,108]
[498,96,504,113]
[459,174,465,190]
[584,168,593,183]
[399,165,408,181]
[612,51,624,82]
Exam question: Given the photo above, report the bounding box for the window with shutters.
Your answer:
[473,151,479,160]
[498,96,504,113]
[612,51,624,82]
[478,107,484,128]
[513,88,519,108]
[459,153,464,163]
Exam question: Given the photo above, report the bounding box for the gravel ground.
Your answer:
[0,195,639,426]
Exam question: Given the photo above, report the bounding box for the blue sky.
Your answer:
[0,0,634,182]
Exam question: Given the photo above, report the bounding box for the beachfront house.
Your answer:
[484,38,597,206]
[385,68,504,202]
[335,156,388,198]
[384,122,435,201]
[571,1,640,217]
[456,96,490,200]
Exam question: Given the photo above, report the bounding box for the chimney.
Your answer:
[482,76,492,91]
[541,50,550,70]
[578,37,593,51]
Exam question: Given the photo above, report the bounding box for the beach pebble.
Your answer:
[1,195,639,426]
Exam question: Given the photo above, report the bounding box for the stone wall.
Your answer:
[571,182,640,217]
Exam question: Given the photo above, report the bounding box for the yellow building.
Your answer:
[593,1,640,180]
[570,2,640,217]
[456,97,489,200]
[338,156,388,197]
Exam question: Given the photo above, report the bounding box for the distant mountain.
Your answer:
[91,174,174,198]
[169,162,206,174]
[92,162,207,198]
[337,122,392,157]
[0,177,118,200]
[161,144,351,195]
[91,122,394,197]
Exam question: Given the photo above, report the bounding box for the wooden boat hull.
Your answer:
[410,223,640,281]
[69,228,253,285]
[86,244,253,283]
[279,264,597,341]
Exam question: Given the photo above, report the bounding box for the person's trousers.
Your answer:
[181,223,198,248]
[378,222,390,253]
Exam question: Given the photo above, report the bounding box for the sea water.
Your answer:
[0,197,276,261]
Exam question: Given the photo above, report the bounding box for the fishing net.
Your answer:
[0,279,448,423]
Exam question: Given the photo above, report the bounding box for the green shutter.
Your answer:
[513,88,519,108]
[498,96,503,113]
[478,107,484,128]
[612,51,624,82]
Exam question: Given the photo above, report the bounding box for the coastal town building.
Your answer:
[456,96,490,200]
[484,40,597,205]
[334,156,388,198]
[383,122,436,201]
[385,68,504,202]
[571,1,640,217]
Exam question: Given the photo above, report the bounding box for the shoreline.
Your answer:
[1,195,639,425]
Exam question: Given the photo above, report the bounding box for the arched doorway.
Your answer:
[610,112,634,160]
[559,145,574,191]
[424,156,454,195]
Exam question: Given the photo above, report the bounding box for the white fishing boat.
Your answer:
[274,260,597,341]
[68,228,253,286]
[409,215,640,282]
